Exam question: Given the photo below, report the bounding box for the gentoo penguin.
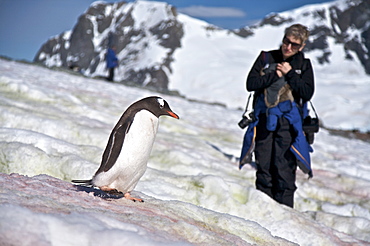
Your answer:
[73,96,179,202]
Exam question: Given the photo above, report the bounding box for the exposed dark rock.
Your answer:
[259,13,293,26]
[232,27,255,38]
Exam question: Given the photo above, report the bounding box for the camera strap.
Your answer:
[308,101,319,119]
[242,93,253,117]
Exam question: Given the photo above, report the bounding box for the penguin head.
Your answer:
[137,96,179,119]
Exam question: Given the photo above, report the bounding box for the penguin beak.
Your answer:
[167,111,179,119]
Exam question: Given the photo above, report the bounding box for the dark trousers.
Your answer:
[254,114,297,208]
[107,67,115,81]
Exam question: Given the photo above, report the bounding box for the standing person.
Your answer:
[106,46,118,81]
[241,24,315,208]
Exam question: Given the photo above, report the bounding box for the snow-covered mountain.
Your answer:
[34,0,370,131]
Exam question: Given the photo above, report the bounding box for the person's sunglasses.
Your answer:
[282,36,302,50]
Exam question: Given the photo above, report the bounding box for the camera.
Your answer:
[238,112,256,129]
[303,116,320,144]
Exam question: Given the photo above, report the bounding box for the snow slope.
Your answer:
[1,59,370,245]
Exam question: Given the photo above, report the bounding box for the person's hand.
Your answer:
[276,62,292,76]
[276,69,283,78]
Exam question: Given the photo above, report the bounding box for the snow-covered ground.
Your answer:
[0,59,370,245]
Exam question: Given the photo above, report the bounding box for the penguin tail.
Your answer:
[71,179,93,185]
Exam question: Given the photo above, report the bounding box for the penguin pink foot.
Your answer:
[124,193,144,202]
[100,186,123,196]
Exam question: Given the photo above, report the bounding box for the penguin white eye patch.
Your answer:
[157,98,165,108]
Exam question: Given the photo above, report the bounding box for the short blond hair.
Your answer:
[285,24,309,43]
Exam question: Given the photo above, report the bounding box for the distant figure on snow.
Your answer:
[106,46,118,81]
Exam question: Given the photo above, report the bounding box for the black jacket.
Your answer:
[247,49,315,104]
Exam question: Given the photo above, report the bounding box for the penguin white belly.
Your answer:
[93,110,159,193]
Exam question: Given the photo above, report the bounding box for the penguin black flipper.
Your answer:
[71,179,93,185]
[94,115,134,175]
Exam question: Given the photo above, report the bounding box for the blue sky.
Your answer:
[0,0,330,61]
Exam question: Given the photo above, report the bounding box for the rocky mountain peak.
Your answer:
[34,0,184,90]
